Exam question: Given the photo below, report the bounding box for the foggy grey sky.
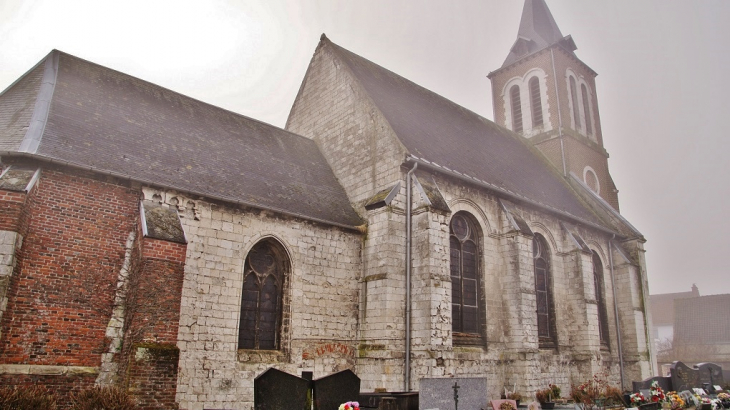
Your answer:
[1,0,728,296]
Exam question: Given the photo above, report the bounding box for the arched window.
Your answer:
[533,234,556,348]
[593,251,610,347]
[238,239,288,350]
[569,76,581,131]
[510,85,523,133]
[581,84,593,136]
[449,212,482,341]
[529,77,543,127]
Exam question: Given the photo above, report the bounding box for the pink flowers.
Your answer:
[339,401,360,410]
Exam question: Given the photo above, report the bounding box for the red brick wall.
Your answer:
[129,237,186,344]
[0,190,26,231]
[127,344,180,410]
[123,236,186,409]
[0,373,97,410]
[0,168,139,366]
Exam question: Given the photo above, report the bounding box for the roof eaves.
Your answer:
[0,151,366,233]
[489,40,596,79]
[569,172,643,239]
[407,155,618,236]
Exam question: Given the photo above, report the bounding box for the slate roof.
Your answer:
[674,294,730,345]
[324,37,608,230]
[0,50,362,229]
[501,0,578,68]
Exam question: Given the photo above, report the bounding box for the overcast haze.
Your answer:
[1,0,728,296]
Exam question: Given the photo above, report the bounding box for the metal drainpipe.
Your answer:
[405,162,417,392]
[608,236,625,390]
[550,48,568,177]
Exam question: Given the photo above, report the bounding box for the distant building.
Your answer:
[651,285,700,343]
[673,294,730,371]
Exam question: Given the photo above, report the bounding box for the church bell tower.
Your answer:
[488,0,620,210]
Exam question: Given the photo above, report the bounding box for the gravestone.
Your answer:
[698,363,725,389]
[671,362,700,392]
[419,377,488,410]
[313,369,361,410]
[254,368,310,410]
[632,376,672,393]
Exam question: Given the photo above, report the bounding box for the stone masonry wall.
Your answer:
[286,38,407,212]
[399,170,643,399]
[138,188,363,410]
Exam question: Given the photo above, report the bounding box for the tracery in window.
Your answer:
[238,239,288,350]
[510,85,523,133]
[533,233,556,348]
[449,212,482,342]
[529,77,543,127]
[593,251,610,347]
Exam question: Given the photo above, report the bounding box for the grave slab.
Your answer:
[419,377,488,410]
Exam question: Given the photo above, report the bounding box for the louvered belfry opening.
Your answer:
[510,85,523,133]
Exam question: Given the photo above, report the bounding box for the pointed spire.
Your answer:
[502,0,577,68]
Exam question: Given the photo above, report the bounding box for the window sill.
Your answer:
[238,349,288,363]
[453,332,485,347]
[538,338,557,350]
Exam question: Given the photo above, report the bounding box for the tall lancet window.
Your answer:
[510,85,523,133]
[581,84,593,136]
[239,239,288,350]
[533,234,556,348]
[593,251,610,347]
[529,77,543,127]
[569,76,581,131]
[449,212,482,343]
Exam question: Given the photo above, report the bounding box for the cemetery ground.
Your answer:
[1,361,728,409]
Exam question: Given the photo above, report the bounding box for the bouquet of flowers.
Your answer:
[650,381,667,403]
[501,401,517,410]
[339,402,360,410]
[666,391,685,410]
[630,392,648,406]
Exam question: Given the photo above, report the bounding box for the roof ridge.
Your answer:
[324,37,504,134]
[52,50,317,144]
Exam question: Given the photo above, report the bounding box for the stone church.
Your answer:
[0,0,654,408]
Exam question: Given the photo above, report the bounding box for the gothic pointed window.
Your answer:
[569,76,581,131]
[239,239,288,350]
[529,77,543,127]
[450,212,483,344]
[581,84,593,136]
[510,85,523,133]
[533,234,556,348]
[593,251,610,347]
